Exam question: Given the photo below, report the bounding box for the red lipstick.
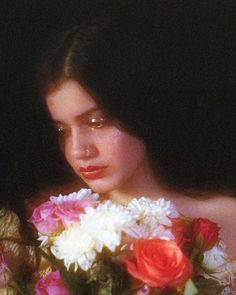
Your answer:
[79,166,107,180]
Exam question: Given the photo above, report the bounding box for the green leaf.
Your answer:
[195,235,204,249]
[184,279,198,295]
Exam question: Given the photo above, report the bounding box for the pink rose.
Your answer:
[29,194,97,235]
[35,271,72,295]
[29,201,60,235]
[0,253,10,287]
[53,198,95,227]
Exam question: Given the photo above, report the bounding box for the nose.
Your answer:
[69,128,97,159]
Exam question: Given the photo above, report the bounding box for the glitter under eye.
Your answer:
[57,126,64,132]
[88,117,106,129]
[55,125,67,134]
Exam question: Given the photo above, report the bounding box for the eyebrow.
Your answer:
[52,106,101,125]
[77,106,101,119]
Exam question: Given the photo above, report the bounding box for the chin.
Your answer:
[84,180,119,195]
[88,186,111,195]
[81,172,126,195]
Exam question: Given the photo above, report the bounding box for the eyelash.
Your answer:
[57,126,65,132]
[55,116,107,134]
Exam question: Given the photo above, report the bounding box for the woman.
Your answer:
[38,6,236,262]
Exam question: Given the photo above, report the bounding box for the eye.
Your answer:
[57,126,65,132]
[54,124,67,135]
[88,117,106,129]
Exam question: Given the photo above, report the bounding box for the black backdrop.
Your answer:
[0,0,153,210]
[0,0,99,208]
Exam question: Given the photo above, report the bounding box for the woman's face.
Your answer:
[46,80,150,195]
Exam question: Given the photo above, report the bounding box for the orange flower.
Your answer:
[124,239,193,289]
[192,218,220,250]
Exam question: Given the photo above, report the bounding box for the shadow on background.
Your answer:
[0,0,94,211]
[0,0,157,213]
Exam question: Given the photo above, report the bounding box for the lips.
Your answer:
[79,166,107,180]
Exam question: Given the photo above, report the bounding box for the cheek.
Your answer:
[99,128,146,167]
[60,140,74,165]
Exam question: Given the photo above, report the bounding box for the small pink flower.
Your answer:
[29,201,60,235]
[29,190,98,235]
[53,199,95,228]
[35,271,72,295]
[0,253,10,287]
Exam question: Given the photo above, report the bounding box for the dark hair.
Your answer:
[38,3,236,196]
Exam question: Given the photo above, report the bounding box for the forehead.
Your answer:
[46,80,97,120]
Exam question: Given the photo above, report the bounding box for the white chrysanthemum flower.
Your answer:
[79,201,135,252]
[125,223,173,240]
[202,242,228,271]
[49,196,181,271]
[51,226,96,271]
[201,242,236,288]
[50,201,135,271]
[127,197,179,239]
[128,197,179,224]
[50,188,99,204]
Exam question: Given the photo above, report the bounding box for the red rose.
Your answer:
[192,218,220,250]
[124,239,193,289]
[172,217,191,247]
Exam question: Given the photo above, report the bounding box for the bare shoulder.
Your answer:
[202,195,236,232]
[206,195,236,217]
[206,195,236,260]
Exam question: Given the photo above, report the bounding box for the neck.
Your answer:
[102,156,192,207]
[105,170,176,206]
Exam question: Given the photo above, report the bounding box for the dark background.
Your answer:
[0,0,153,211]
[0,0,99,210]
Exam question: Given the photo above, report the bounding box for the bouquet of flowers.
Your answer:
[1,189,235,294]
